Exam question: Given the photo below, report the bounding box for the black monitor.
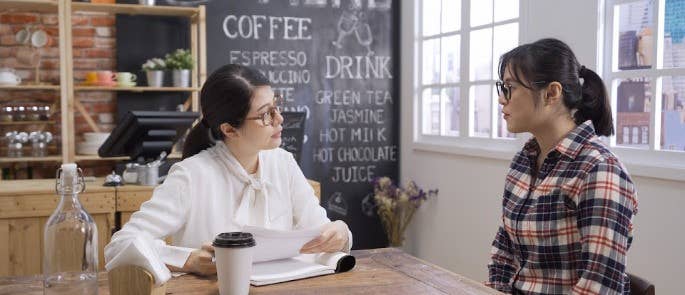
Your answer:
[98,111,200,161]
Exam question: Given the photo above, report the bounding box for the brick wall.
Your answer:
[1,10,117,179]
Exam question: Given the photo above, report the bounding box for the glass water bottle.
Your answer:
[43,163,98,295]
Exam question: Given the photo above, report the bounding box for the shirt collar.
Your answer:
[523,120,596,160]
[212,141,267,184]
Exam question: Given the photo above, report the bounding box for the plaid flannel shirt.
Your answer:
[486,121,638,294]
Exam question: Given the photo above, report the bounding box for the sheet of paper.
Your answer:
[243,225,322,263]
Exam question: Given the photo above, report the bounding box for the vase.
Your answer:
[172,69,191,87]
[388,234,405,247]
[381,205,413,248]
[145,70,164,87]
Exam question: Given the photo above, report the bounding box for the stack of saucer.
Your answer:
[77,132,110,155]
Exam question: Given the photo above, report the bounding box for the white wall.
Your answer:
[400,1,685,294]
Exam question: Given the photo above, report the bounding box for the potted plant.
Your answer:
[165,49,193,87]
[141,57,166,87]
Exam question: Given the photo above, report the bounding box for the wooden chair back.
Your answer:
[107,265,166,295]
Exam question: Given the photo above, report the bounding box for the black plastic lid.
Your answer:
[212,232,256,248]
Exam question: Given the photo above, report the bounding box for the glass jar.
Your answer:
[40,105,52,121]
[0,106,13,122]
[27,105,41,121]
[13,106,26,121]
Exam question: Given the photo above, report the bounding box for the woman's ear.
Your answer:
[219,123,239,139]
[544,81,563,105]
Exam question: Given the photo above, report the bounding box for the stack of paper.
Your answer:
[242,226,356,286]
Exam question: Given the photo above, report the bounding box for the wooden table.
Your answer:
[0,248,500,294]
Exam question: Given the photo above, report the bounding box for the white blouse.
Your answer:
[104,141,351,284]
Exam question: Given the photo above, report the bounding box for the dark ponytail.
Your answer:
[182,118,216,160]
[182,64,270,159]
[576,66,614,136]
[498,38,614,136]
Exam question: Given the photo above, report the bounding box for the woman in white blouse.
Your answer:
[105,64,352,281]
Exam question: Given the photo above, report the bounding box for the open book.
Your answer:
[250,252,355,286]
[242,226,356,286]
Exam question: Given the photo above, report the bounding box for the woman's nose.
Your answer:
[274,110,284,125]
[497,94,508,106]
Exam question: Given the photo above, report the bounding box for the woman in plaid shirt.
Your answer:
[487,38,639,294]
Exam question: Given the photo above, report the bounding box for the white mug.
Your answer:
[115,72,137,86]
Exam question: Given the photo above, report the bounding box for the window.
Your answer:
[605,0,685,153]
[418,0,519,141]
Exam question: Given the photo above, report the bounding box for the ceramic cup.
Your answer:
[84,71,98,85]
[96,71,115,86]
[114,72,137,87]
[14,27,31,45]
[31,30,48,48]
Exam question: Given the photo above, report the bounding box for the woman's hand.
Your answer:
[300,220,349,254]
[171,243,216,276]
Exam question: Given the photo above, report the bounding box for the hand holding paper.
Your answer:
[300,220,349,254]
[242,225,321,263]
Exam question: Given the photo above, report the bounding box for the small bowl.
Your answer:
[76,141,102,155]
[83,132,110,143]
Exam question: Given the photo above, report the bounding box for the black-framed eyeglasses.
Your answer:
[245,94,283,126]
[495,80,548,102]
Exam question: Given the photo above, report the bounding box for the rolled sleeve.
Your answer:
[105,164,192,282]
[572,160,637,295]
[486,226,518,293]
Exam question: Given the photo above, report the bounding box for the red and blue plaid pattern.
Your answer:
[486,121,638,294]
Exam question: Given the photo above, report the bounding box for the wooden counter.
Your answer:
[0,178,321,276]
[114,183,158,228]
[0,178,115,276]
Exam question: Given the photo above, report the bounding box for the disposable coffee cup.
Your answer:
[213,232,256,295]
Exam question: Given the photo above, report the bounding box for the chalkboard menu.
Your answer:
[207,0,398,249]
[280,112,307,164]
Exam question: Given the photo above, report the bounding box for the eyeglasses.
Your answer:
[495,80,548,102]
[245,94,283,126]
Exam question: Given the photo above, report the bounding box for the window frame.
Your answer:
[602,0,685,181]
[413,0,526,157]
[408,0,685,181]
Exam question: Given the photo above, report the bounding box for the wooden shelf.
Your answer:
[0,2,205,164]
[0,121,55,126]
[0,85,60,90]
[75,155,130,161]
[0,156,62,163]
[72,2,200,17]
[0,0,58,13]
[74,86,199,92]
